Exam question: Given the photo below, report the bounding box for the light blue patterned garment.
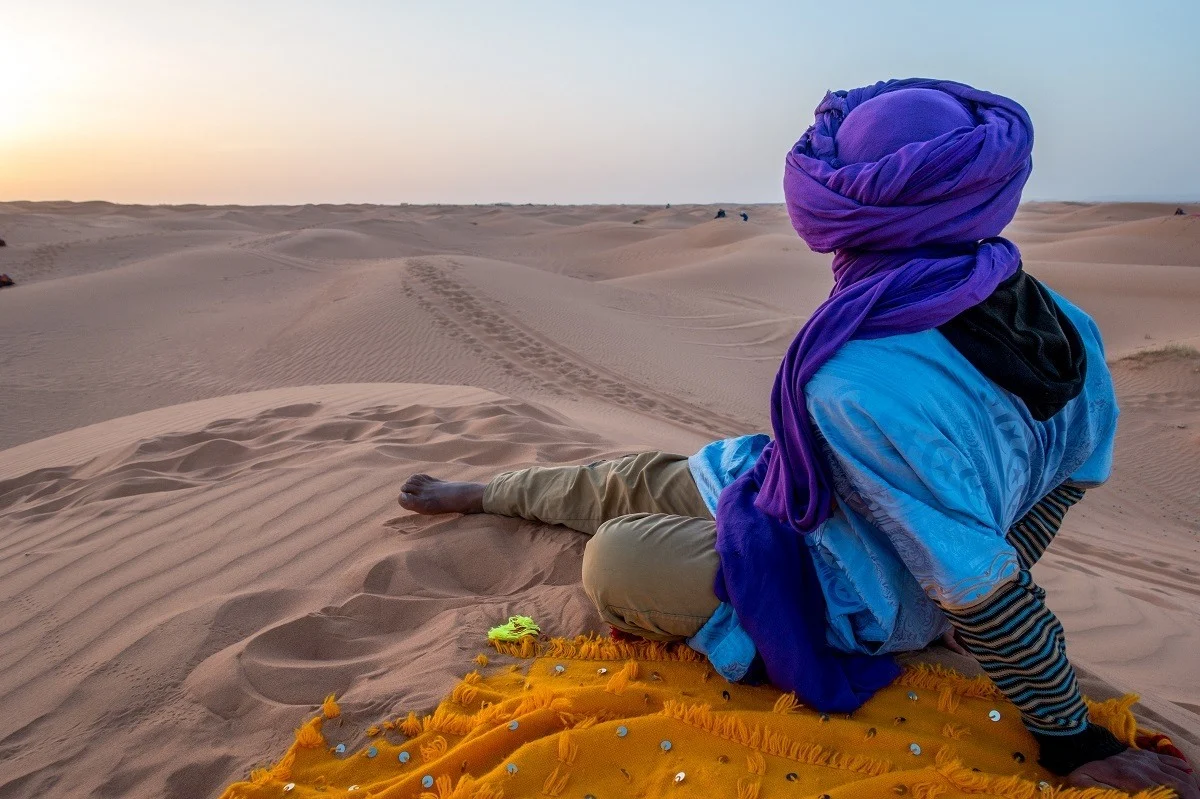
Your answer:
[688,290,1117,659]
[684,602,758,682]
[687,432,771,511]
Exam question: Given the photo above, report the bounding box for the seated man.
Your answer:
[399,79,1197,797]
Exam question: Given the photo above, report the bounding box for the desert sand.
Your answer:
[0,201,1197,798]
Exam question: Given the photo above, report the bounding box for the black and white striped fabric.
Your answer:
[1006,483,1086,570]
[941,484,1127,773]
[945,569,1088,734]
[942,484,1089,735]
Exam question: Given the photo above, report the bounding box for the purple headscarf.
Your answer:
[714,79,1034,711]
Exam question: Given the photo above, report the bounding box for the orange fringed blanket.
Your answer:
[220,636,1174,799]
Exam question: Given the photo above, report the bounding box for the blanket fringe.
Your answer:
[772,692,802,714]
[514,687,570,717]
[490,633,705,663]
[419,774,503,799]
[932,747,1175,799]
[293,716,325,749]
[420,734,449,763]
[1086,694,1140,747]
[895,664,1005,700]
[400,710,423,737]
[542,764,570,796]
[427,706,481,736]
[556,730,578,765]
[603,660,640,695]
[660,699,895,777]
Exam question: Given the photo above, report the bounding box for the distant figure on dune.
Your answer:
[0,273,14,289]
[714,208,726,219]
[740,211,749,221]
[1175,207,1187,215]
[399,79,1198,798]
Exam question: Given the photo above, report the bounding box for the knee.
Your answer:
[581,514,653,605]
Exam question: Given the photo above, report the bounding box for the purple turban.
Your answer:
[713,79,1035,711]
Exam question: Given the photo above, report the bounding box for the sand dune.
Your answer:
[0,385,623,798]
[1,202,1199,797]
[1024,215,1200,266]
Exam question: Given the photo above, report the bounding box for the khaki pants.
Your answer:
[483,452,719,641]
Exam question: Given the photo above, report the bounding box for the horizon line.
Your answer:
[4,198,1198,209]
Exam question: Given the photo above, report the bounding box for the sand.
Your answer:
[0,201,1197,798]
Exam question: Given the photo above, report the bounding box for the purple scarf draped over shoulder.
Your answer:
[714,79,1035,711]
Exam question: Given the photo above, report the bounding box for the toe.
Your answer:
[401,474,429,491]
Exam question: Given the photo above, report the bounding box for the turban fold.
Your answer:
[713,79,1034,711]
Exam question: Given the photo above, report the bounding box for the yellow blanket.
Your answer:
[220,636,1172,799]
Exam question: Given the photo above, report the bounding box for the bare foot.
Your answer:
[397,474,486,515]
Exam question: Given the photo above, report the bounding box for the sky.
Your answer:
[2,0,1198,205]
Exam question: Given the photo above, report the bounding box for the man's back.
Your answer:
[802,290,1118,652]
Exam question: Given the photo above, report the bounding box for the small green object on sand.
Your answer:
[488,615,540,642]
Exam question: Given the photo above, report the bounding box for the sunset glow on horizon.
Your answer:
[3,0,1198,205]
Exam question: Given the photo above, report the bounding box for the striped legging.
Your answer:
[942,484,1089,735]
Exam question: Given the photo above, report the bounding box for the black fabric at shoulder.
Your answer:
[938,268,1087,421]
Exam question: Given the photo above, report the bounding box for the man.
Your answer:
[399,79,1197,796]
